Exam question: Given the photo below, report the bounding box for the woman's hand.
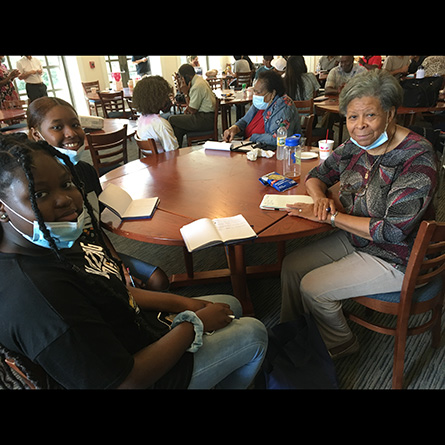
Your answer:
[286,198,336,223]
[223,125,240,142]
[311,197,337,222]
[195,303,234,332]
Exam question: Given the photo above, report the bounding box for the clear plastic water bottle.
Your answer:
[276,123,287,161]
[416,65,425,79]
[283,134,302,182]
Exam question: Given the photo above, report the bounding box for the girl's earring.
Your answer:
[0,213,8,220]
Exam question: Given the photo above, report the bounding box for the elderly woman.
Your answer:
[223,70,300,147]
[280,70,437,359]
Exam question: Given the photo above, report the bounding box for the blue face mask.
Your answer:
[253,94,269,110]
[54,145,85,165]
[350,130,388,151]
[38,132,85,165]
[4,203,86,249]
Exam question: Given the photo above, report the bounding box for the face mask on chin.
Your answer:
[350,113,391,151]
[37,131,85,165]
[350,130,388,151]
[3,202,86,249]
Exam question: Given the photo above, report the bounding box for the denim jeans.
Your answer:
[187,295,268,389]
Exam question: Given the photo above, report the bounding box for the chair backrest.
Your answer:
[98,91,132,118]
[0,343,62,389]
[301,113,315,143]
[206,77,222,90]
[401,220,445,310]
[82,80,100,94]
[293,98,314,115]
[85,125,128,175]
[235,71,253,87]
[135,134,159,158]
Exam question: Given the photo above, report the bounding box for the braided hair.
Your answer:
[0,134,157,340]
[0,133,116,264]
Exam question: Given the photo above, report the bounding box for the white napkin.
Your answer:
[246,148,275,161]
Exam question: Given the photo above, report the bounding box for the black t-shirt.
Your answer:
[0,236,193,389]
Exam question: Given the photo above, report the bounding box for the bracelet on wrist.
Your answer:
[171,310,204,353]
[330,210,339,227]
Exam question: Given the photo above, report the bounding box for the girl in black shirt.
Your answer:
[0,134,267,389]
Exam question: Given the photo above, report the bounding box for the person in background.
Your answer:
[16,56,47,103]
[422,55,445,76]
[132,56,151,77]
[188,56,202,75]
[358,55,382,70]
[27,96,169,291]
[316,56,340,73]
[271,56,287,76]
[223,69,300,146]
[132,75,179,152]
[324,56,366,95]
[0,56,20,106]
[254,56,274,80]
[169,64,216,147]
[233,56,251,74]
[283,56,320,101]
[382,55,411,78]
[280,70,437,359]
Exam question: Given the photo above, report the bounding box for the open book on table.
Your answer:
[260,194,314,210]
[203,140,254,152]
[180,214,257,253]
[99,183,159,220]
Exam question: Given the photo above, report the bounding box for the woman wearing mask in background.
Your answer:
[223,70,300,147]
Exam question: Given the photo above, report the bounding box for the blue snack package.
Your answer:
[259,171,298,192]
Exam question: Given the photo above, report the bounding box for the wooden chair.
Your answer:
[82,80,102,116]
[301,114,315,145]
[235,71,253,88]
[171,73,187,114]
[187,98,220,145]
[85,125,128,176]
[135,134,160,159]
[206,77,222,90]
[98,91,135,119]
[1,343,62,389]
[345,220,445,389]
[293,98,314,116]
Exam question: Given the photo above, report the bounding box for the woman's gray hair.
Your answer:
[339,69,404,115]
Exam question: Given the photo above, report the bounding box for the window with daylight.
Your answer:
[4,56,73,103]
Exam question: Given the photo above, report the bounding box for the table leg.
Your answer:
[220,105,229,132]
[182,247,194,279]
[225,244,255,316]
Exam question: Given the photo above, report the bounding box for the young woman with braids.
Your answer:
[0,134,267,389]
[26,96,169,291]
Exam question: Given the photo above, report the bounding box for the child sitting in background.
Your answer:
[132,75,179,152]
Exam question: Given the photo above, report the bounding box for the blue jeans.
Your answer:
[187,295,268,389]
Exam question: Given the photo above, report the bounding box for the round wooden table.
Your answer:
[100,146,331,314]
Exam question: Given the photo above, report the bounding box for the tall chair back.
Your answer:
[346,220,445,389]
[86,125,128,175]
